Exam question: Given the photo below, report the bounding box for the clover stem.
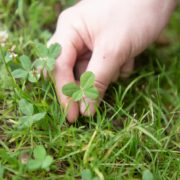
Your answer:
[81,88,91,115]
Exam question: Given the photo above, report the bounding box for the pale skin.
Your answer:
[49,0,176,123]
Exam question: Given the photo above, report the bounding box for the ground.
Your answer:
[0,0,179,179]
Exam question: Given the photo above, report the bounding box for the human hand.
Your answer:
[49,0,175,122]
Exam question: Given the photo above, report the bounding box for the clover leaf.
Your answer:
[27,145,53,171]
[18,99,46,129]
[19,55,31,71]
[81,169,100,180]
[62,71,99,101]
[12,55,40,83]
[81,169,92,180]
[12,42,61,83]
[62,83,80,97]
[80,71,95,89]
[142,169,154,180]
[34,42,61,72]
[19,99,34,116]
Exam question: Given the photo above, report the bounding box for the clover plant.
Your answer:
[12,43,61,83]
[33,42,61,72]
[62,71,99,101]
[27,145,53,171]
[12,55,40,83]
[18,99,46,129]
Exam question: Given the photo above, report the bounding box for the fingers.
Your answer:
[120,58,134,78]
[54,44,79,123]
[48,11,83,123]
[78,45,134,116]
[80,46,120,116]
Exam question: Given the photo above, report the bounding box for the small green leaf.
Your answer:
[46,57,56,72]
[5,52,12,63]
[81,169,92,180]
[84,87,99,99]
[30,112,46,121]
[35,43,48,57]
[48,43,61,59]
[33,145,46,160]
[80,71,95,89]
[19,55,31,71]
[41,155,53,169]
[142,169,154,180]
[27,159,42,171]
[19,99,34,116]
[72,90,83,101]
[18,112,46,129]
[62,83,80,97]
[33,58,46,69]
[28,70,40,83]
[12,69,28,79]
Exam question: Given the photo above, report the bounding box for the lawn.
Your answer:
[0,0,179,179]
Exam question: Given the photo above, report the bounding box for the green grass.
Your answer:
[0,0,180,179]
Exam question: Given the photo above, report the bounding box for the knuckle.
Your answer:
[59,10,69,20]
[58,7,75,22]
[94,80,107,96]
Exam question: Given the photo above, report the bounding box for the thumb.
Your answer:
[80,46,120,116]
